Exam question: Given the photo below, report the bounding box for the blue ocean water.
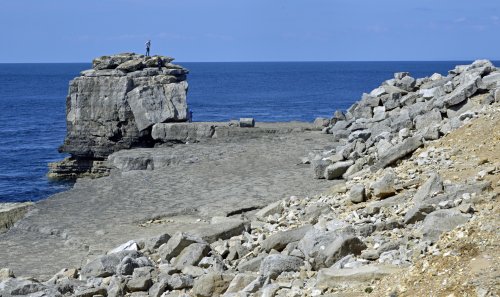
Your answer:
[0,61,489,203]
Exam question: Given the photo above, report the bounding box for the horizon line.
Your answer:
[1,59,500,64]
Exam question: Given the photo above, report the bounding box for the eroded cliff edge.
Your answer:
[49,53,190,178]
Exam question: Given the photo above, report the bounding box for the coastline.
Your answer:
[1,59,499,296]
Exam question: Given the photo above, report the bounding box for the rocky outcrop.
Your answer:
[62,53,189,159]
[49,53,190,178]
[7,60,496,296]
[310,59,500,180]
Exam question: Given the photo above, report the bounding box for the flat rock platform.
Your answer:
[0,122,337,279]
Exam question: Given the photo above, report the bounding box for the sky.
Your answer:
[0,0,499,62]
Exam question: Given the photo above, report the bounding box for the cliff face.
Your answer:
[60,53,189,159]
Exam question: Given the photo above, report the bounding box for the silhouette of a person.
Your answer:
[145,40,151,57]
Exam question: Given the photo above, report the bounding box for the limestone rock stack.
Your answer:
[50,53,190,178]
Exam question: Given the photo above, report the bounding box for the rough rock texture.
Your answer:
[313,59,499,180]
[0,203,33,233]
[62,53,189,158]
[2,60,498,297]
[51,53,189,178]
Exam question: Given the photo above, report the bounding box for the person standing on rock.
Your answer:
[145,40,151,56]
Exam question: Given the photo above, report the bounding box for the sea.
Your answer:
[0,61,489,203]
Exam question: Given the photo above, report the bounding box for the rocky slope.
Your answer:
[309,59,499,181]
[1,61,499,297]
[49,53,190,178]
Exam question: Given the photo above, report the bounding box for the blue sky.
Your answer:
[1,0,499,62]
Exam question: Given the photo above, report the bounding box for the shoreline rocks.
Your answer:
[2,60,498,296]
[310,59,500,181]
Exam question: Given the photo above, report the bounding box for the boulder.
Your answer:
[167,274,194,290]
[117,59,145,72]
[108,240,138,254]
[414,109,442,131]
[191,218,248,243]
[303,202,331,224]
[148,278,169,297]
[80,250,142,279]
[441,73,481,107]
[395,75,416,92]
[172,243,211,269]
[371,136,423,172]
[144,233,171,251]
[159,232,205,261]
[421,209,470,242]
[479,72,500,89]
[370,86,387,97]
[261,225,313,252]
[404,203,436,225]
[237,253,268,272]
[239,118,255,128]
[314,234,366,269]
[324,160,354,180]
[418,87,441,99]
[413,173,443,203]
[254,200,283,221]
[348,130,371,142]
[0,268,14,281]
[225,273,256,294]
[371,171,396,199]
[73,287,107,297]
[349,184,366,203]
[316,264,399,288]
[297,227,357,269]
[0,278,51,296]
[311,158,331,179]
[192,272,234,297]
[394,72,409,80]
[92,53,137,70]
[259,254,303,280]
[116,255,154,276]
[390,110,413,132]
[372,106,386,122]
[127,273,153,292]
[351,105,373,119]
[314,117,330,128]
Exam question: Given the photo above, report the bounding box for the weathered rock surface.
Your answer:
[261,225,312,252]
[259,254,303,279]
[420,209,470,242]
[51,53,190,178]
[0,203,33,233]
[159,232,205,261]
[316,264,400,288]
[2,60,498,297]
[311,60,499,181]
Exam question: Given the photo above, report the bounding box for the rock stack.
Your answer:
[310,59,500,180]
[49,53,190,178]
